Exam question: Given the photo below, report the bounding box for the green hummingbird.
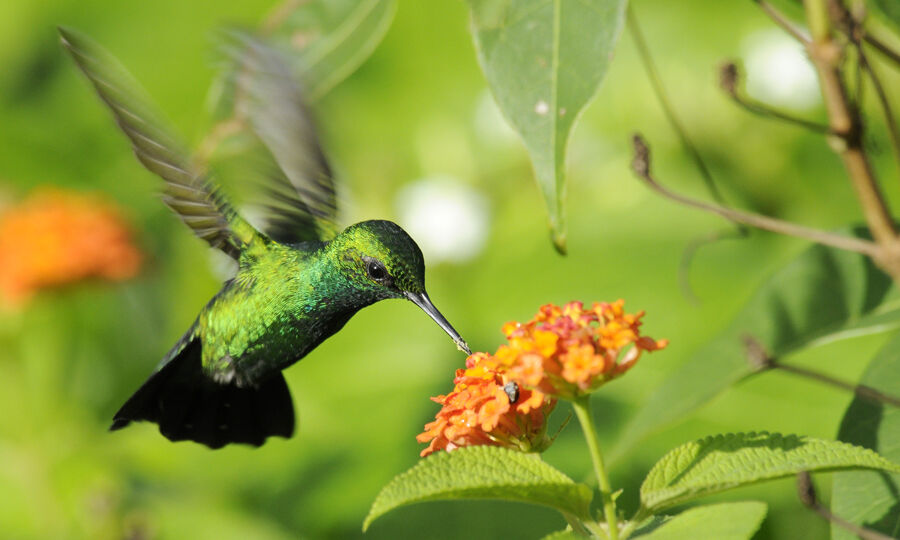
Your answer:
[60,28,471,448]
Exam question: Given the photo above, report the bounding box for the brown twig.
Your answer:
[803,0,900,280]
[743,335,900,408]
[754,0,811,43]
[630,134,881,256]
[832,2,900,181]
[797,472,895,540]
[627,7,729,206]
[719,62,830,133]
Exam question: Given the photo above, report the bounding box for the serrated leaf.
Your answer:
[363,446,592,531]
[273,0,397,100]
[466,0,627,253]
[831,331,900,540]
[633,502,767,540]
[612,236,895,461]
[640,432,900,513]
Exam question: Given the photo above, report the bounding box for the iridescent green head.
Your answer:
[330,220,470,354]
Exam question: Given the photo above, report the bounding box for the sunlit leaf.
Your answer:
[633,502,767,540]
[831,332,900,540]
[612,238,896,460]
[363,446,592,531]
[639,432,900,514]
[465,0,627,253]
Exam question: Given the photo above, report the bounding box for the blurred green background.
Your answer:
[2,0,899,538]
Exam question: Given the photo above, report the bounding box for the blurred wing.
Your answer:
[225,30,338,243]
[59,27,258,259]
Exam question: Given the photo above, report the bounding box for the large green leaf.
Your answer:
[268,0,397,101]
[612,239,896,461]
[363,446,592,531]
[633,502,767,540]
[639,432,900,514]
[466,0,627,253]
[870,0,900,32]
[831,332,900,539]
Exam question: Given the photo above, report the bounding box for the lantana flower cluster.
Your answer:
[418,301,667,457]
[0,189,142,306]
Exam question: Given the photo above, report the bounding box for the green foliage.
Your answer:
[465,0,627,253]
[271,0,397,101]
[541,529,580,540]
[633,502,767,540]
[614,238,897,460]
[640,432,900,514]
[831,332,900,539]
[871,0,900,31]
[364,446,593,531]
[9,0,900,537]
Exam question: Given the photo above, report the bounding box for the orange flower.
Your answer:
[0,189,142,306]
[499,300,668,397]
[418,300,667,456]
[417,354,556,457]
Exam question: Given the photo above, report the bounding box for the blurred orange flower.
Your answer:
[0,189,142,306]
[418,301,667,457]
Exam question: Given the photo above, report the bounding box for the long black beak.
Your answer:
[404,291,471,355]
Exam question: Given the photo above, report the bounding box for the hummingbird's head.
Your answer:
[332,220,470,354]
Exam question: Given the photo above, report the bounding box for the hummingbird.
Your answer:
[60,28,471,449]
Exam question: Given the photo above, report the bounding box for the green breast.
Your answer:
[194,239,378,386]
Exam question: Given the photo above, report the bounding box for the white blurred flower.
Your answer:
[396,176,489,264]
[742,28,820,111]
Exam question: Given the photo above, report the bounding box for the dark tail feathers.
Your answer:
[110,340,294,449]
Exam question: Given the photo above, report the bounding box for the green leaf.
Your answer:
[612,238,896,461]
[870,0,900,31]
[273,0,397,101]
[540,529,580,540]
[640,432,900,514]
[363,446,592,531]
[633,502,767,540]
[831,332,900,539]
[465,0,628,253]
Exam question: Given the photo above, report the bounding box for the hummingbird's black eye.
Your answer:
[366,260,388,282]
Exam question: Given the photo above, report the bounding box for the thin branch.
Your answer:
[754,0,811,43]
[627,6,730,207]
[865,29,900,67]
[833,2,900,180]
[862,48,900,175]
[803,0,900,281]
[630,134,881,256]
[797,472,896,540]
[744,335,900,408]
[719,62,831,133]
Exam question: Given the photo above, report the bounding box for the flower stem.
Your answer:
[573,395,618,540]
